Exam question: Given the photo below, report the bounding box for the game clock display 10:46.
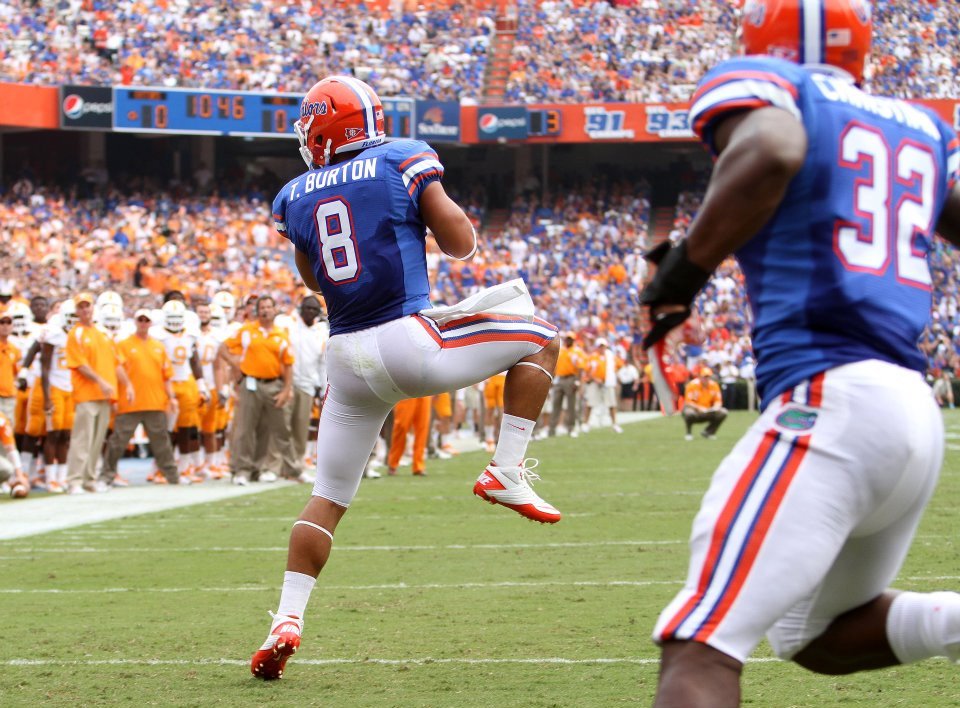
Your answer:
[113,88,303,137]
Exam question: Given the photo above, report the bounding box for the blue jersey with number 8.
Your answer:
[273,139,443,335]
[690,56,960,405]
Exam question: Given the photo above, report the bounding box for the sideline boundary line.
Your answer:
[1,413,665,540]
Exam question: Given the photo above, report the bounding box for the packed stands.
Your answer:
[2,1,959,102]
[0,1,495,101]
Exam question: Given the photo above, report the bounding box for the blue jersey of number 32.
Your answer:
[690,56,960,404]
[273,139,444,336]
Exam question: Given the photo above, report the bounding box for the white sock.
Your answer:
[22,452,35,480]
[56,463,67,484]
[484,425,494,442]
[493,414,535,468]
[887,591,960,664]
[276,571,317,621]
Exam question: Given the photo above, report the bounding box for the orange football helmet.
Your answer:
[295,76,386,169]
[740,0,872,83]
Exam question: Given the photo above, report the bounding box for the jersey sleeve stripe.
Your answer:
[690,81,801,138]
[692,98,775,136]
[406,171,441,197]
[402,159,444,190]
[399,151,439,171]
[692,70,799,107]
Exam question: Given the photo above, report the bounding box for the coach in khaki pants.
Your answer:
[101,309,180,486]
[219,295,295,485]
[65,292,132,494]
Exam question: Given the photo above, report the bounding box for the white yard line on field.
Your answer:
[0,578,682,594]
[0,539,685,556]
[0,656,783,667]
[1,573,949,595]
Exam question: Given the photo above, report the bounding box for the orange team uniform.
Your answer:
[117,336,172,414]
[66,324,120,404]
[156,330,201,429]
[0,411,15,451]
[387,397,431,475]
[484,373,507,411]
[555,342,584,378]
[432,392,452,419]
[196,331,221,435]
[224,322,294,379]
[684,377,722,410]
[0,338,21,422]
[29,327,75,435]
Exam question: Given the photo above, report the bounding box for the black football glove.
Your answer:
[639,240,712,349]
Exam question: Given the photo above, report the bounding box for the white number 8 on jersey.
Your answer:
[314,197,360,283]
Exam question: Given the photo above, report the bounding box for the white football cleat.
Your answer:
[251,612,302,680]
[473,459,561,524]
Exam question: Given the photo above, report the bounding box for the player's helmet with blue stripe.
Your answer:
[740,0,872,84]
[296,76,386,169]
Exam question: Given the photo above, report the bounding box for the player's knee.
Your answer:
[769,629,851,675]
[790,644,858,675]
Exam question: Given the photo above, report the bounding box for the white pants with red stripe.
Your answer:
[312,312,556,506]
[653,359,943,663]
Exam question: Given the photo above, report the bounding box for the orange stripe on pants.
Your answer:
[387,397,431,474]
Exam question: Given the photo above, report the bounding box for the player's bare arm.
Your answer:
[641,107,806,348]
[420,181,476,260]
[686,107,807,271]
[294,248,323,292]
[935,184,960,248]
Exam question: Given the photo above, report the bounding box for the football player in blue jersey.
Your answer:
[641,1,960,705]
[251,75,561,680]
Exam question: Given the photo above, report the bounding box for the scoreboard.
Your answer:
[114,88,303,137]
[527,109,562,137]
[99,87,416,139]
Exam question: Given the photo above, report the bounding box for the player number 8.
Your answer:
[313,197,361,284]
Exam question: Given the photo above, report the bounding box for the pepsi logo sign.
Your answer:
[63,94,84,119]
[479,113,499,133]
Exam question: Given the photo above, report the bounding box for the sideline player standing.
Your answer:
[251,75,560,680]
[641,2,960,706]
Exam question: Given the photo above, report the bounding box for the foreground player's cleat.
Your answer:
[473,459,561,524]
[251,612,303,680]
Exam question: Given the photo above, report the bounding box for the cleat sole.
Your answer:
[472,484,560,524]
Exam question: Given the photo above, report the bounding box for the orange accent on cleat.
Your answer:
[472,461,561,524]
[251,618,302,680]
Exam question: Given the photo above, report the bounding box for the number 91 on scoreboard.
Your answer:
[113,87,303,137]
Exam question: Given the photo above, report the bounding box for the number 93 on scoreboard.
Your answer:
[113,87,302,138]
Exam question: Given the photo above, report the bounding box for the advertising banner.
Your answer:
[60,85,113,130]
[476,106,528,141]
[415,100,460,142]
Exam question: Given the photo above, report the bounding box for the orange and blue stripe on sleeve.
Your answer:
[414,313,557,349]
[689,68,801,147]
[399,150,444,200]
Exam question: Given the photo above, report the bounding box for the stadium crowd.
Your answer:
[1,1,958,102]
[0,0,495,101]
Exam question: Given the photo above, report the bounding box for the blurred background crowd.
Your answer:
[2,1,958,102]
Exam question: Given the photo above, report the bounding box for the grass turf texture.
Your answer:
[2,410,960,707]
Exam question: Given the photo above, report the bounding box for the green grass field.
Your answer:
[3,411,960,707]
